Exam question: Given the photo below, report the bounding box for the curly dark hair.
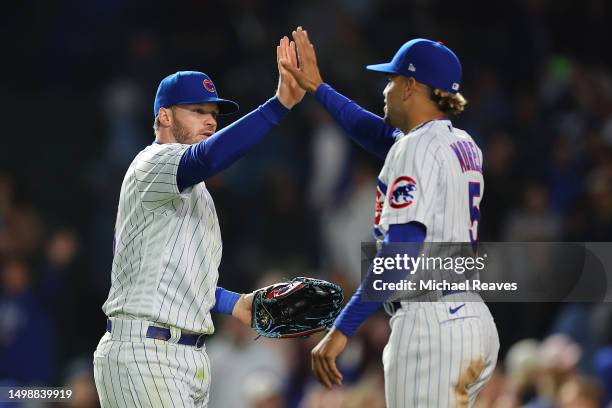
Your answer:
[428,88,467,116]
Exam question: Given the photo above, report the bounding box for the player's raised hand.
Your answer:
[280,26,324,93]
[311,326,346,388]
[276,36,306,109]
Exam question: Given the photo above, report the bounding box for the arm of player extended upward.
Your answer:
[334,222,426,337]
[314,83,399,160]
[176,96,289,191]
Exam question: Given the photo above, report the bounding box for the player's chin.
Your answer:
[190,134,209,144]
[383,113,393,126]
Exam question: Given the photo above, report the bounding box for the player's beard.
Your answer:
[384,112,392,126]
[383,104,402,129]
[383,107,395,127]
[171,120,196,144]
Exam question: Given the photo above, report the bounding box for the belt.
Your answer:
[392,289,467,310]
[106,319,208,348]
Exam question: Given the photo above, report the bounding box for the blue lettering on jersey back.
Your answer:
[450,141,482,173]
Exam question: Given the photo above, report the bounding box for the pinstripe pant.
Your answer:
[383,293,499,408]
[93,318,211,408]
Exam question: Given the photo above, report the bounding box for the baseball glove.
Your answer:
[251,277,344,339]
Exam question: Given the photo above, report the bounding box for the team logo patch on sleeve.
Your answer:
[388,176,417,208]
[374,179,387,225]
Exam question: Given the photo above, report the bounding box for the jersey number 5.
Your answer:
[468,182,481,253]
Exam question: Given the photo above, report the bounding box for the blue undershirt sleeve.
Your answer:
[313,83,400,160]
[177,96,289,191]
[211,286,241,315]
[334,222,426,338]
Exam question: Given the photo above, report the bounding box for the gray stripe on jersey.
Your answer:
[163,202,205,322]
[153,192,202,321]
[425,307,433,407]
[412,308,422,407]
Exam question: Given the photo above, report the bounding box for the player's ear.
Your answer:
[402,76,416,100]
[158,107,173,128]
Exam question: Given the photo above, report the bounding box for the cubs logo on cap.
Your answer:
[203,79,216,93]
[153,71,239,117]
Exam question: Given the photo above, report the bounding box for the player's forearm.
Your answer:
[334,222,426,337]
[334,283,381,338]
[314,83,397,160]
[177,96,289,190]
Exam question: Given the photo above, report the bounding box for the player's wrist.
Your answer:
[231,293,253,326]
[306,79,323,94]
[276,92,297,109]
[332,323,352,339]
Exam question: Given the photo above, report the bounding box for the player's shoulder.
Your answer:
[446,124,482,153]
[140,142,188,157]
[392,119,450,156]
[134,142,189,164]
[446,123,473,140]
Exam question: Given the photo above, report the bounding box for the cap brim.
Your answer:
[366,63,400,74]
[210,98,239,115]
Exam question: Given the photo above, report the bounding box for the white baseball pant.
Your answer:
[383,293,499,408]
[93,317,211,408]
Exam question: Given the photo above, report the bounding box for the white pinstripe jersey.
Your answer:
[374,119,483,245]
[102,143,220,334]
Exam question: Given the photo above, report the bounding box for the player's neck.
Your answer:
[156,129,177,144]
[404,111,446,134]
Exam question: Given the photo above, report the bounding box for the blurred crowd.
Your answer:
[2,0,612,406]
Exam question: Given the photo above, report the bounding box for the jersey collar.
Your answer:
[407,117,450,134]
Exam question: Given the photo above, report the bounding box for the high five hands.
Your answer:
[276,36,306,109]
[276,26,324,109]
[280,26,324,94]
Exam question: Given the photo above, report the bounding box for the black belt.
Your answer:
[106,320,208,348]
[392,289,467,310]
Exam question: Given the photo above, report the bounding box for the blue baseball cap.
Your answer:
[153,71,239,117]
[366,39,462,94]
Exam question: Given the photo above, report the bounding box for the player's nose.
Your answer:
[383,82,391,98]
[203,114,217,128]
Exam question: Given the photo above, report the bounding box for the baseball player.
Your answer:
[93,37,304,407]
[282,27,500,407]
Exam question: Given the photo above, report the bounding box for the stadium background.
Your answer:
[1,0,612,406]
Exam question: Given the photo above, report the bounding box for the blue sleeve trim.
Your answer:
[211,286,241,315]
[176,97,289,191]
[385,222,426,243]
[259,96,290,124]
[377,178,388,195]
[314,83,398,160]
[334,283,380,338]
[334,222,426,337]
